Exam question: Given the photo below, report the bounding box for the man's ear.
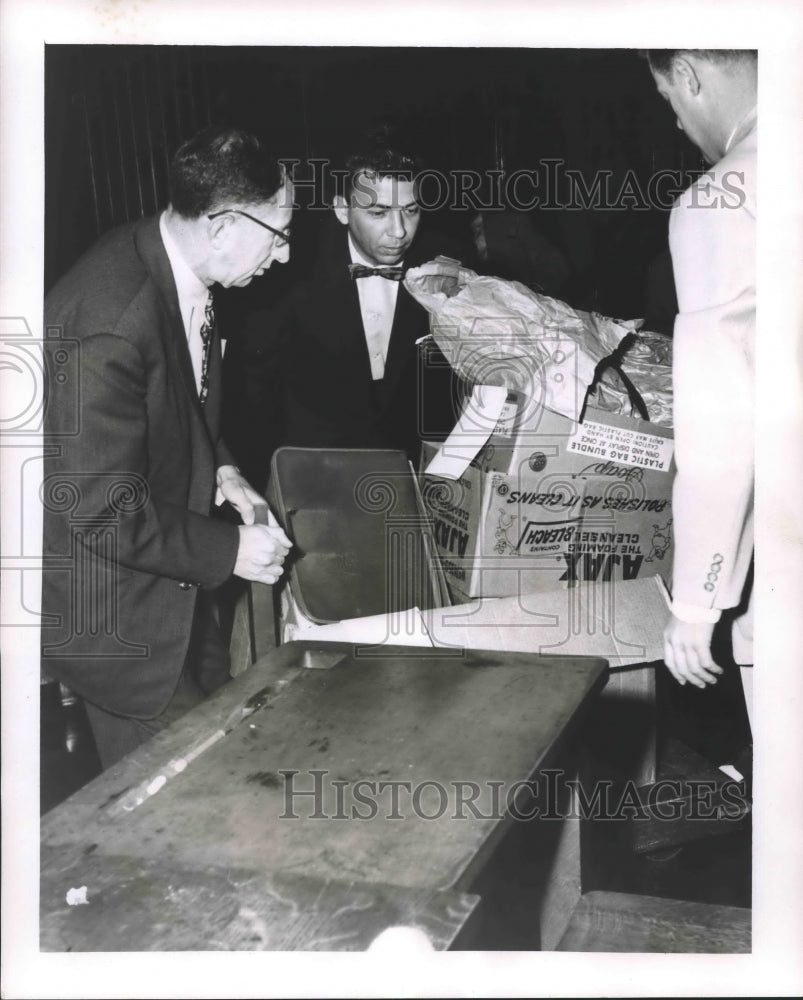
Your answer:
[207,213,232,248]
[672,54,702,97]
[333,195,350,227]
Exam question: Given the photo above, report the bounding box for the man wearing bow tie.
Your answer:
[236,136,464,475]
[337,163,423,386]
[42,127,293,769]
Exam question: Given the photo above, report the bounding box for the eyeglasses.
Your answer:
[208,209,291,247]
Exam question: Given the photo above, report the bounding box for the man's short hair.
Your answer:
[169,126,285,219]
[338,128,423,201]
[643,49,758,77]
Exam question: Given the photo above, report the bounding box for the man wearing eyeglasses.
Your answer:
[42,126,293,770]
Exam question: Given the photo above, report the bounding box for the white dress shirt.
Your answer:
[348,235,402,381]
[159,212,212,394]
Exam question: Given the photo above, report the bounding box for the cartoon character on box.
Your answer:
[494,511,518,554]
[646,518,673,563]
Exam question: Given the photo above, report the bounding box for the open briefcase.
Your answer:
[268,447,451,626]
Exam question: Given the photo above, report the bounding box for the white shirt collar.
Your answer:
[724,105,757,155]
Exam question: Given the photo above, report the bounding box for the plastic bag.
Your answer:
[593,330,674,427]
[405,259,642,422]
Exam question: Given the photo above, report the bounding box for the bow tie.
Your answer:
[348,263,405,281]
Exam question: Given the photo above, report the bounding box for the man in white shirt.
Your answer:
[43,127,293,768]
[240,134,464,470]
[646,50,756,719]
[335,165,422,383]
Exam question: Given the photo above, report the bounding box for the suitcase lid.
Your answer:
[269,448,449,624]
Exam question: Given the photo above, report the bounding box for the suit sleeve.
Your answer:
[668,177,755,615]
[214,434,236,472]
[47,329,239,588]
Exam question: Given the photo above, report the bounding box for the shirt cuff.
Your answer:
[671,600,722,625]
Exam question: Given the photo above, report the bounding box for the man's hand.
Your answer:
[218,465,291,583]
[234,523,292,585]
[216,465,265,525]
[663,615,723,688]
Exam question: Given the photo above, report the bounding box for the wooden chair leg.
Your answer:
[229,582,277,677]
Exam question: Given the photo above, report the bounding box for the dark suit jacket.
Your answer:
[232,222,466,482]
[41,216,239,718]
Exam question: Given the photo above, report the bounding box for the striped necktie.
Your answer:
[198,295,215,407]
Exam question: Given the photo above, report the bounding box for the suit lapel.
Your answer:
[381,231,440,401]
[135,217,212,436]
[322,231,376,383]
[134,219,216,516]
[333,268,371,362]
[381,282,421,400]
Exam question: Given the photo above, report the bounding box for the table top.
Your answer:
[41,641,607,951]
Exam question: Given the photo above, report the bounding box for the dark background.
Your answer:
[45,45,704,319]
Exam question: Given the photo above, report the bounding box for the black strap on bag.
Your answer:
[579,331,650,424]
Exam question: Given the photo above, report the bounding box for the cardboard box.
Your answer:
[421,392,675,600]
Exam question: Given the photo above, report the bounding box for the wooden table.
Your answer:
[41,641,607,951]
